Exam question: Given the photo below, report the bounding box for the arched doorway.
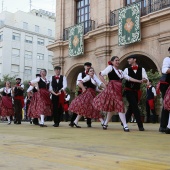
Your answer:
[119,54,159,72]
[66,64,84,97]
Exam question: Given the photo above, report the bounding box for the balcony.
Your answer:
[110,0,170,26]
[63,20,95,41]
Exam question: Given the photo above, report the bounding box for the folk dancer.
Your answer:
[28,69,52,127]
[49,66,67,127]
[123,55,148,131]
[93,56,143,132]
[159,47,170,134]
[13,78,24,125]
[69,62,102,127]
[0,81,14,125]
[69,67,105,128]
[146,79,157,123]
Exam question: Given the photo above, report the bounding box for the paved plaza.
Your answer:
[0,121,169,170]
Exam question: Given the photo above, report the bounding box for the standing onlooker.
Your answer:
[159,47,170,133]
[146,79,157,123]
[49,66,67,127]
[123,55,148,131]
[0,81,14,125]
[63,91,70,122]
[13,78,24,125]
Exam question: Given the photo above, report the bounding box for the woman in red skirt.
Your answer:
[0,81,14,125]
[69,67,105,128]
[28,69,52,127]
[93,56,143,131]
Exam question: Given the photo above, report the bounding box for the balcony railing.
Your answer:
[63,19,95,41]
[110,0,170,26]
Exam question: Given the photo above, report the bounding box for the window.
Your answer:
[12,49,20,57]
[48,29,52,36]
[25,36,33,43]
[48,55,53,62]
[24,67,32,75]
[23,22,28,29]
[25,51,32,59]
[76,0,90,24]
[37,38,44,45]
[37,53,44,60]
[35,25,39,33]
[12,32,20,41]
[37,68,41,74]
[0,47,2,57]
[0,32,3,41]
[11,64,19,72]
[125,0,146,7]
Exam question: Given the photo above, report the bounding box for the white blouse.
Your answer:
[0,87,12,95]
[100,65,129,80]
[30,77,49,84]
[162,57,170,74]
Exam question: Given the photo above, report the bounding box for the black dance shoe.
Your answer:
[139,127,145,131]
[16,122,21,125]
[165,127,170,134]
[87,124,92,128]
[103,125,108,130]
[53,124,59,127]
[69,122,74,127]
[40,124,47,127]
[123,127,130,132]
[14,120,17,124]
[7,122,11,125]
[73,123,81,128]
[159,127,166,133]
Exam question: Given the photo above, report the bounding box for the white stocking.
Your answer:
[74,115,82,125]
[167,112,170,129]
[6,116,10,123]
[104,112,113,125]
[40,115,44,125]
[99,118,104,124]
[119,112,128,128]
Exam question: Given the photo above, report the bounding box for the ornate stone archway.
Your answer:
[119,52,160,72]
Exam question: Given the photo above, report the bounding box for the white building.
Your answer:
[0,9,55,81]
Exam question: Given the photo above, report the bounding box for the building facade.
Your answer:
[0,9,55,81]
[48,0,170,92]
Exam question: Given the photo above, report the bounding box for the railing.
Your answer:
[110,0,170,26]
[63,19,95,41]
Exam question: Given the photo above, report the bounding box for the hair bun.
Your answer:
[108,61,113,65]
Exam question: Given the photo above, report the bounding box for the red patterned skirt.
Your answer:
[69,88,102,119]
[93,80,124,113]
[0,96,14,117]
[28,88,52,118]
[164,86,170,110]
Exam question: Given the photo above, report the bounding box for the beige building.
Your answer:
[48,0,170,92]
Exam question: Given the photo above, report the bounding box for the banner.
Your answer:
[68,23,84,57]
[118,3,141,46]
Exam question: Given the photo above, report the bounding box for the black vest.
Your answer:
[51,75,63,92]
[160,74,170,84]
[38,78,49,89]
[33,87,38,93]
[108,67,122,81]
[146,86,154,100]
[64,94,69,104]
[125,67,142,90]
[2,88,11,97]
[81,72,96,89]
[14,84,24,96]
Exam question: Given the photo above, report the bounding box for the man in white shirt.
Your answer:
[49,66,67,127]
[159,47,170,134]
[123,55,148,131]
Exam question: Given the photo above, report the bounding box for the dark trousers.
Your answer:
[146,100,156,123]
[70,112,91,125]
[52,96,63,125]
[14,99,22,123]
[125,90,143,128]
[160,84,169,128]
[64,111,69,122]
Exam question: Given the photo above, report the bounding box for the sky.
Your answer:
[0,0,56,13]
